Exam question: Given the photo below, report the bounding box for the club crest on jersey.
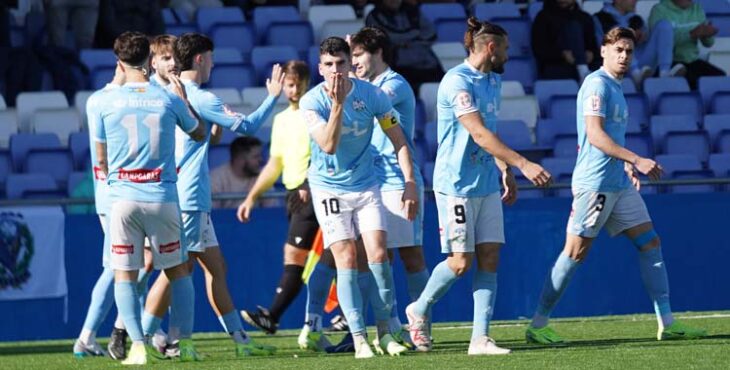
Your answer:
[352,99,366,111]
[457,92,473,110]
[0,212,34,289]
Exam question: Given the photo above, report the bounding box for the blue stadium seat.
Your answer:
[528,2,543,21]
[208,64,255,90]
[708,15,730,37]
[307,46,324,85]
[208,144,230,170]
[536,118,576,146]
[251,46,299,84]
[709,91,730,114]
[162,8,177,25]
[79,49,116,77]
[6,173,61,199]
[698,76,730,111]
[91,67,116,90]
[435,18,467,43]
[553,134,578,158]
[541,156,575,197]
[547,94,577,119]
[67,171,89,196]
[625,93,650,132]
[166,25,196,37]
[265,21,315,58]
[664,130,710,163]
[9,133,62,172]
[253,6,302,43]
[420,3,466,25]
[210,23,255,60]
[501,56,537,92]
[473,3,521,21]
[622,78,637,94]
[497,120,532,150]
[535,79,579,114]
[643,77,690,111]
[655,154,702,175]
[698,0,730,14]
[625,133,653,158]
[196,6,245,35]
[717,130,730,153]
[666,170,716,193]
[68,132,90,170]
[0,150,11,197]
[213,48,244,64]
[649,114,698,152]
[654,92,704,123]
[25,148,74,188]
[702,114,730,151]
[709,153,730,177]
[492,17,531,57]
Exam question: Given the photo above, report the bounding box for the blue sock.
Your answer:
[472,271,497,339]
[142,311,162,337]
[218,310,243,333]
[406,269,430,302]
[114,281,144,342]
[358,271,373,317]
[137,270,151,317]
[368,262,395,322]
[336,269,365,334]
[412,261,459,316]
[305,263,336,325]
[170,276,195,339]
[639,247,674,327]
[533,253,580,328]
[81,268,115,332]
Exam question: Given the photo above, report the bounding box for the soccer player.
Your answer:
[349,27,429,345]
[525,26,707,345]
[149,34,177,88]
[300,36,416,358]
[236,60,339,351]
[140,32,284,358]
[405,18,552,355]
[94,31,206,365]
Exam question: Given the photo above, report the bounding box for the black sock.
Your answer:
[269,264,305,322]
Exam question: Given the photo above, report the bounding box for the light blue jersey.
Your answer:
[94,82,199,203]
[573,68,631,192]
[300,78,396,193]
[369,68,424,191]
[86,83,120,214]
[433,61,501,197]
[175,79,277,212]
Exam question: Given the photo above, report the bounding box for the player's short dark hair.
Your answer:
[113,31,150,67]
[230,136,262,160]
[603,26,637,46]
[319,37,350,58]
[174,33,214,72]
[283,60,310,84]
[464,16,507,52]
[150,34,177,58]
[350,27,393,65]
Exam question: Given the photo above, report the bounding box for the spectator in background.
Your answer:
[594,0,684,87]
[43,0,99,49]
[94,0,165,48]
[648,0,725,89]
[531,0,600,82]
[211,136,278,208]
[365,0,443,92]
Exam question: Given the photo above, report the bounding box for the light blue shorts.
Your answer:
[182,211,219,253]
[435,192,504,254]
[567,187,652,238]
[381,188,424,249]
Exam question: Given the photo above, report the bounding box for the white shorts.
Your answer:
[311,185,386,248]
[182,211,219,253]
[435,192,505,254]
[109,201,187,271]
[381,188,424,249]
[99,214,111,268]
[567,187,652,238]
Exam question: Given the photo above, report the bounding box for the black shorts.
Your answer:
[286,187,319,250]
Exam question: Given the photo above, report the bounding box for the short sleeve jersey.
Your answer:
[93,82,199,203]
[369,68,424,191]
[269,106,311,190]
[573,68,630,192]
[433,61,501,197]
[86,83,119,214]
[299,78,396,193]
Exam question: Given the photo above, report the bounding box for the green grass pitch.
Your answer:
[1,311,728,369]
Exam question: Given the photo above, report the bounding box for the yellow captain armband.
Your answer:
[378,111,399,130]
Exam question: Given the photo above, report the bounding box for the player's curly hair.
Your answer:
[603,26,637,46]
[174,33,214,72]
[319,37,350,58]
[350,27,394,65]
[113,31,150,67]
[464,16,507,52]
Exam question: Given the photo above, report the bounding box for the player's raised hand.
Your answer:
[236,198,255,223]
[168,75,188,101]
[501,170,518,206]
[520,161,552,187]
[266,63,286,97]
[401,181,419,221]
[634,157,663,181]
[328,73,347,104]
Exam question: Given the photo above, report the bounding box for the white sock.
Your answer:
[79,329,96,344]
[232,330,251,344]
[114,315,125,330]
[353,331,368,346]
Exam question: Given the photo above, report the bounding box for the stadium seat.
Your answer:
[528,2,543,21]
[212,48,245,64]
[536,118,577,147]
[581,0,603,14]
[208,144,230,170]
[709,91,730,114]
[664,130,710,163]
[308,5,357,42]
[265,21,314,58]
[708,15,730,37]
[491,17,531,57]
[636,1,659,23]
[625,133,653,158]
[68,131,90,170]
[90,67,116,90]
[418,82,440,123]
[241,87,288,128]
[67,171,89,197]
[655,154,703,175]
[709,153,730,177]
[654,92,704,123]
[252,6,302,43]
[665,170,715,193]
[501,81,526,98]
[254,125,273,146]
[166,24,197,37]
[0,150,11,196]
[31,108,81,146]
[79,49,115,73]
[196,6,245,35]
[218,130,240,146]
[643,77,690,111]
[698,76,730,111]
[210,24,255,60]
[535,79,579,113]
[208,64,255,90]
[649,114,698,151]
[162,8,177,25]
[501,56,537,92]
[541,156,575,197]
[0,111,18,148]
[307,46,324,85]
[497,120,533,150]
[431,42,467,71]
[717,130,730,153]
[319,19,364,44]
[499,96,540,129]
[9,132,62,171]
[702,114,730,151]
[208,88,242,105]
[625,93,650,132]
[708,52,730,75]
[251,46,299,84]
[554,134,579,158]
[698,0,730,14]
[434,17,467,43]
[622,78,637,94]
[421,3,466,24]
[6,173,63,199]
[25,148,74,188]
[547,94,577,119]
[74,90,94,128]
[473,3,520,21]
[16,91,68,133]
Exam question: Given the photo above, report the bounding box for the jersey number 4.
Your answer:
[121,114,161,159]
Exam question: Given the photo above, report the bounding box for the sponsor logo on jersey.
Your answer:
[112,244,134,254]
[93,166,107,181]
[159,240,181,254]
[113,98,164,109]
[118,168,162,183]
[352,99,366,111]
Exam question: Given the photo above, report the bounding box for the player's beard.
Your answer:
[491,56,505,74]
